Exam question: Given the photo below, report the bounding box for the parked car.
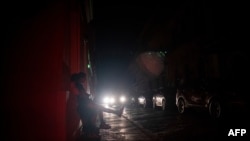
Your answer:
[125,94,139,107]
[137,95,147,108]
[152,87,177,111]
[137,91,153,108]
[152,92,166,110]
[175,79,247,119]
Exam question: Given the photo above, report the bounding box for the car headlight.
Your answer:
[103,96,115,104]
[138,97,145,103]
[103,97,109,104]
[120,96,126,103]
[110,97,115,104]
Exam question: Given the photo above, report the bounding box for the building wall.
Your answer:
[134,1,240,90]
[3,1,90,141]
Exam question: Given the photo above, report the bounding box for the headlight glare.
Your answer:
[120,96,126,103]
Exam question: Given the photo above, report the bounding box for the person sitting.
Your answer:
[71,72,124,138]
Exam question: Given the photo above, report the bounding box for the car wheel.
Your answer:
[209,99,221,119]
[177,99,185,114]
[162,100,166,111]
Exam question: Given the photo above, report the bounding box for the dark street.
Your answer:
[100,104,248,141]
[2,0,248,141]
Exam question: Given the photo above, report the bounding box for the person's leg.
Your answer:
[96,104,124,117]
[81,110,100,135]
[98,110,104,123]
[93,104,124,129]
[98,111,111,129]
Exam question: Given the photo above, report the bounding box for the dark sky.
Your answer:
[92,1,158,89]
[90,0,246,90]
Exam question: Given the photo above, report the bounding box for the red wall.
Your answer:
[3,1,83,141]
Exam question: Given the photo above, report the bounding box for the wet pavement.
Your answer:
[96,105,249,141]
[99,112,153,141]
[99,108,217,141]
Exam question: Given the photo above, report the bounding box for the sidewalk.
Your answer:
[99,111,153,141]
